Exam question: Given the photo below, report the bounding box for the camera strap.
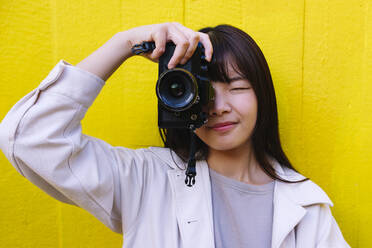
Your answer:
[131,41,156,55]
[185,129,197,187]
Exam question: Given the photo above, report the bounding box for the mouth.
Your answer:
[207,122,237,132]
[210,122,236,128]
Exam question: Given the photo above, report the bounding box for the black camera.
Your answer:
[131,41,214,186]
[156,42,214,129]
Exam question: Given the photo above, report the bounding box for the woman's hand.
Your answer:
[76,22,212,81]
[123,22,213,69]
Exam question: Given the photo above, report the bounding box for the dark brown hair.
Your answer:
[159,24,308,184]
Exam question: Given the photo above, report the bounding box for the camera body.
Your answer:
[156,42,214,129]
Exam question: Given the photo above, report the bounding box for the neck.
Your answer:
[207,142,273,185]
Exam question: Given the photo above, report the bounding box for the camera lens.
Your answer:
[156,68,198,111]
[169,81,185,97]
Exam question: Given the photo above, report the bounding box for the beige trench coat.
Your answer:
[0,60,350,248]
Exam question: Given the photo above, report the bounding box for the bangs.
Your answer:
[206,30,246,83]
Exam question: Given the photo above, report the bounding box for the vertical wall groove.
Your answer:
[300,0,306,163]
[182,0,186,25]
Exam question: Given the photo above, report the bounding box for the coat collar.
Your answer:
[269,159,333,247]
[149,147,333,248]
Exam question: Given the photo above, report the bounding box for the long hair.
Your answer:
[159,24,308,184]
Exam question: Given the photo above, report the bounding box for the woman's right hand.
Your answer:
[123,22,213,69]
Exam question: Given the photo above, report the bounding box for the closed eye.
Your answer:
[231,87,251,91]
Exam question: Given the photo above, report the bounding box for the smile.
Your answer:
[209,122,237,132]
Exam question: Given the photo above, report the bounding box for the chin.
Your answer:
[207,141,241,152]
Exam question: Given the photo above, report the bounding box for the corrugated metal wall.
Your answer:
[0,0,370,247]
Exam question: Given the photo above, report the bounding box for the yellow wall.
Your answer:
[0,0,370,247]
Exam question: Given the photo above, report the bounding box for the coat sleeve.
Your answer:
[316,204,351,248]
[0,60,147,234]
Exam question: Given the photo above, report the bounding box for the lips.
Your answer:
[210,122,236,128]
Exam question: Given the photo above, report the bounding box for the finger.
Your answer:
[150,28,167,60]
[173,23,213,62]
[171,23,200,64]
[198,32,213,62]
[167,25,190,69]
[180,33,200,64]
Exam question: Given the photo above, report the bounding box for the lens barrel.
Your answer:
[156,68,198,111]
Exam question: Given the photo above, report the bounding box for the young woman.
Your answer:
[0,22,349,247]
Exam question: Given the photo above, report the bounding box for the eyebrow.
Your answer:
[229,76,246,82]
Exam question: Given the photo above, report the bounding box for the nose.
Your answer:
[208,89,231,116]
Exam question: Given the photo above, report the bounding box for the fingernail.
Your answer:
[168,63,174,69]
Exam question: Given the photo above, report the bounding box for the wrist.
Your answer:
[114,31,135,61]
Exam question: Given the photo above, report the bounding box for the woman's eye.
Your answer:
[231,87,250,91]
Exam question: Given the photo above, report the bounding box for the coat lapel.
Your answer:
[167,160,215,248]
[270,160,333,248]
[271,180,306,248]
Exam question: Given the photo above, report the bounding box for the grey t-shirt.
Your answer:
[209,167,275,248]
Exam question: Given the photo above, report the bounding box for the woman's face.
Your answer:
[195,65,258,152]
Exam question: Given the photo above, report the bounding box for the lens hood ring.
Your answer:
[156,68,199,112]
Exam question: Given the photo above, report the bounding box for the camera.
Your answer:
[156,42,214,129]
[131,41,213,186]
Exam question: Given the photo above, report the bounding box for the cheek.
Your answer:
[236,94,257,117]
[235,96,258,131]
